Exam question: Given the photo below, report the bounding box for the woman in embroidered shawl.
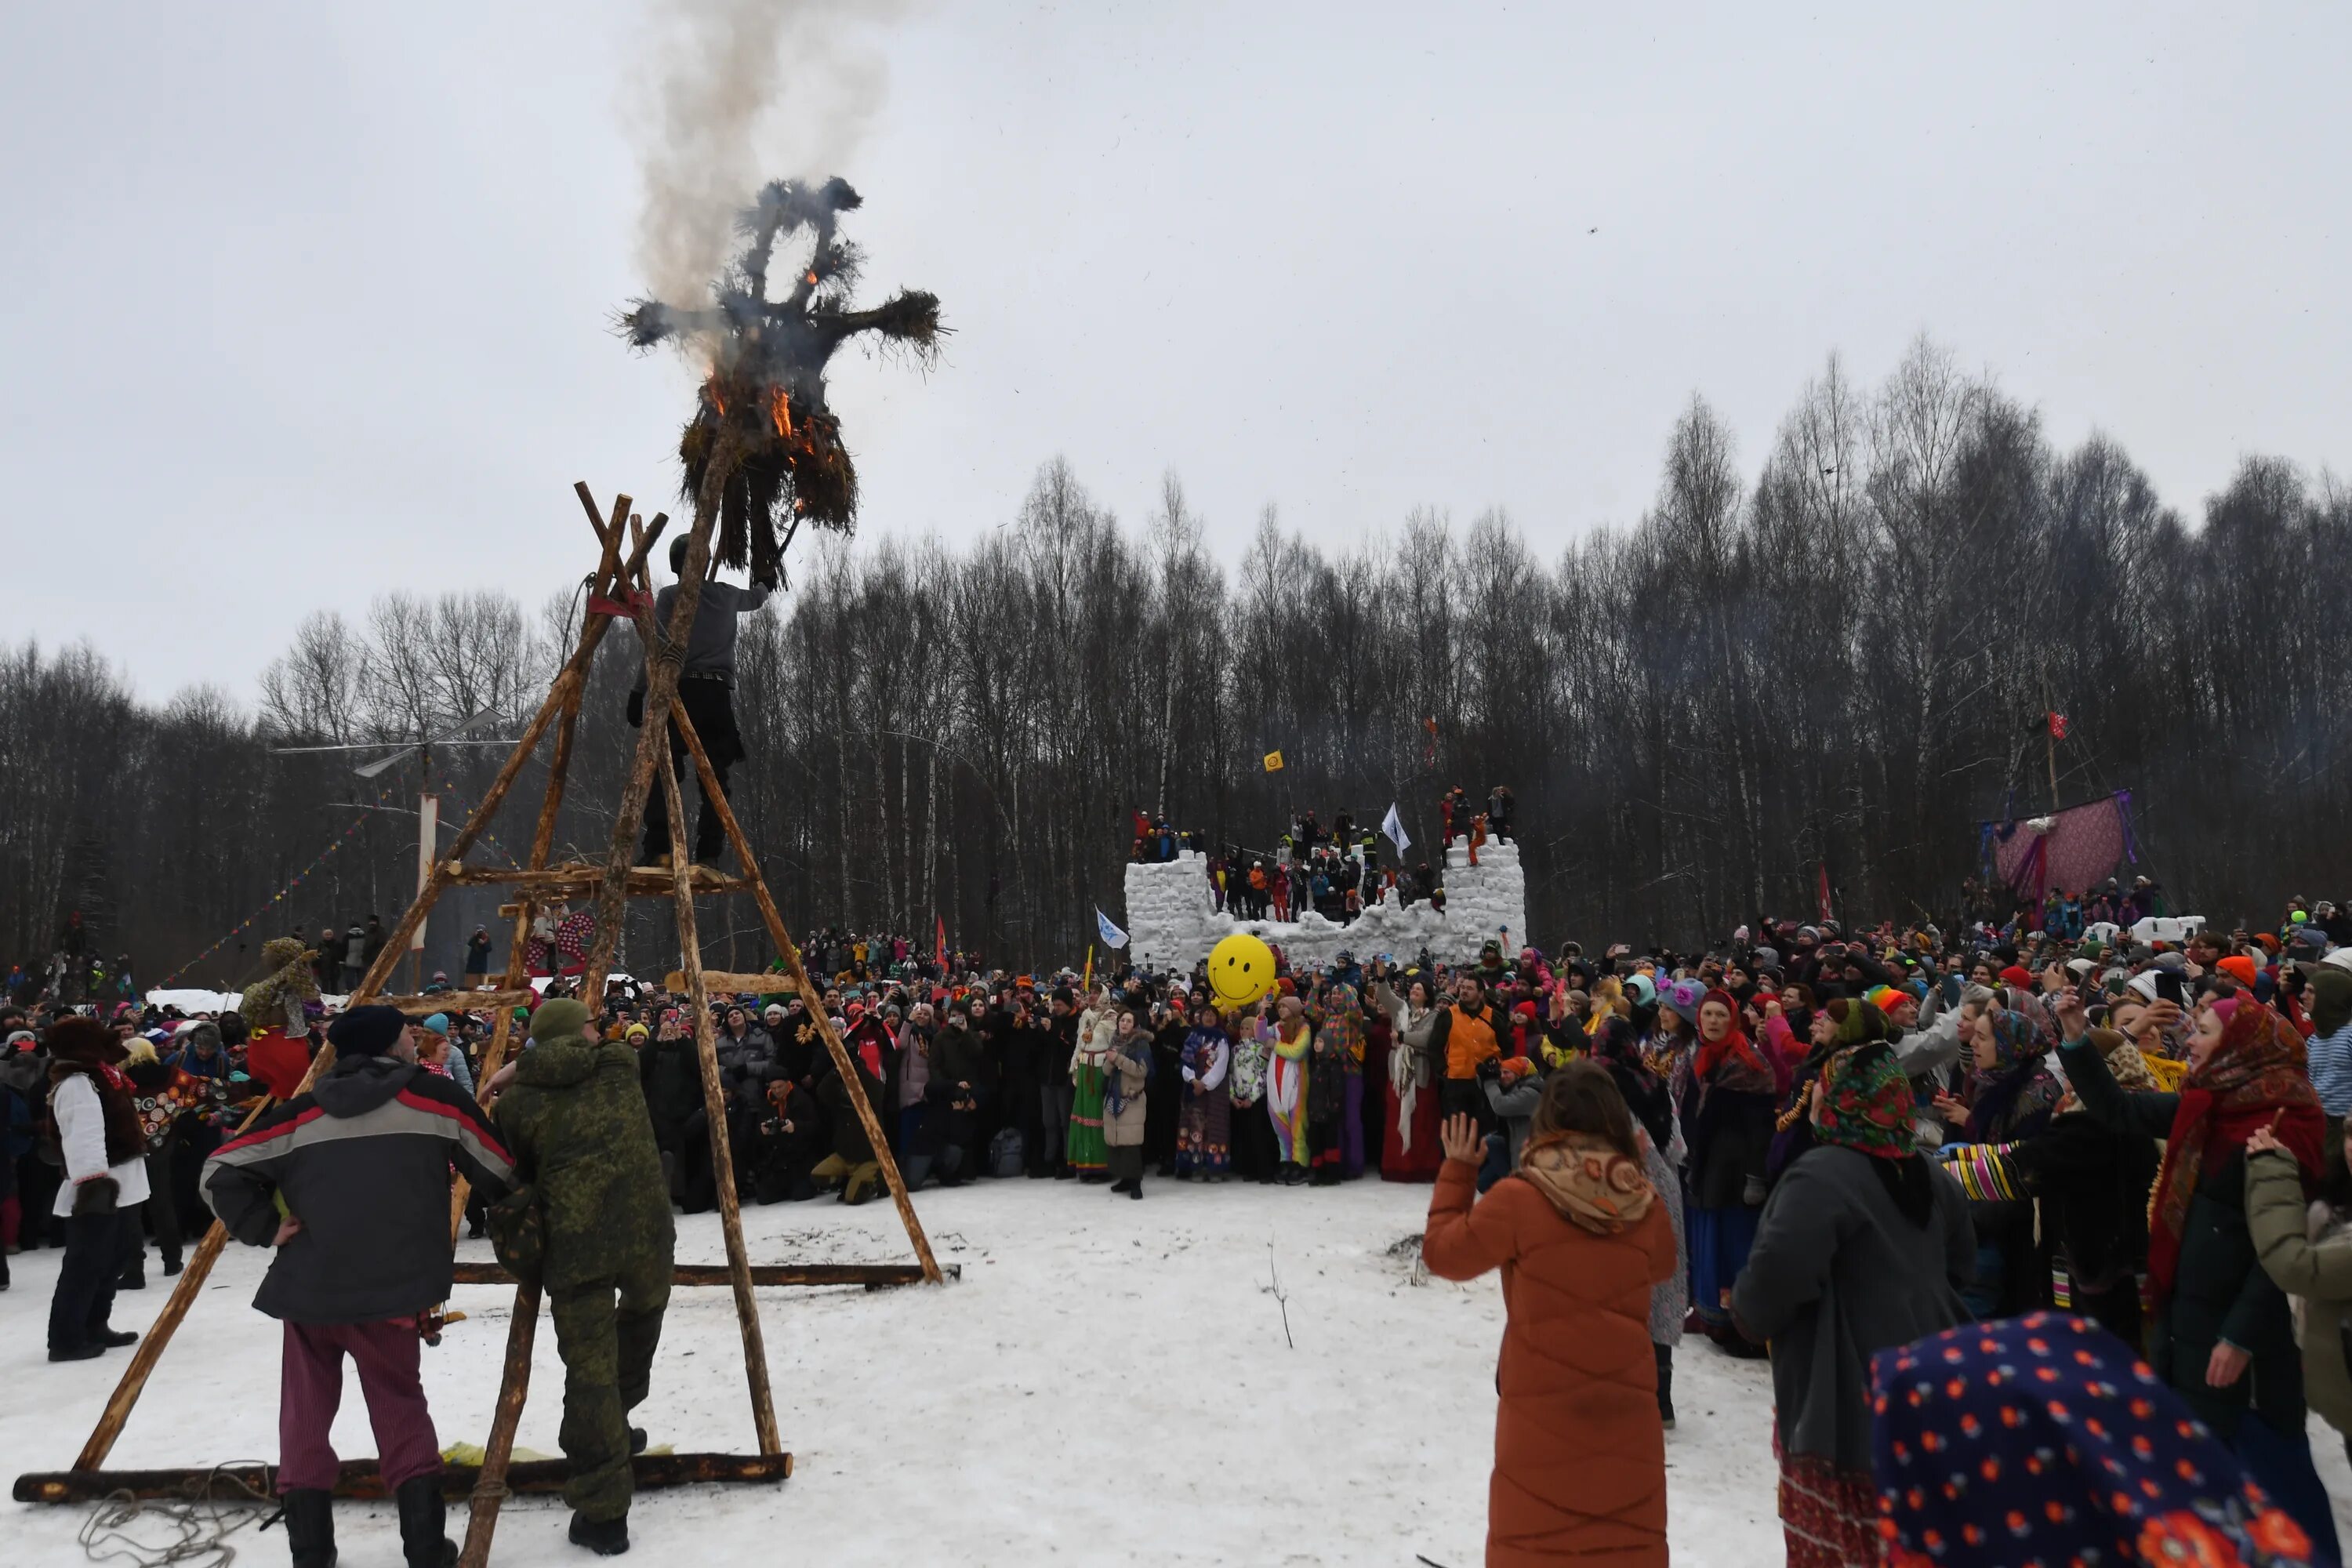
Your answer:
[1732,1040,1973,1568]
[1936,1004,2065,1316]
[1423,1063,1678,1567]
[1174,1005,1231,1179]
[1684,986,1777,1352]
[1066,990,1115,1181]
[2060,990,2339,1559]
[1374,974,1444,1181]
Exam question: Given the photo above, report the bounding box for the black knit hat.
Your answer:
[326,1004,408,1056]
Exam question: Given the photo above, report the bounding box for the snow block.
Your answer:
[1123,842,1530,974]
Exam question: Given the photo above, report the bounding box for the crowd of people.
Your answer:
[1136,784,1517,928]
[9,890,2352,1565]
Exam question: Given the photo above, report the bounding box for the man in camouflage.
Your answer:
[488,998,674,1556]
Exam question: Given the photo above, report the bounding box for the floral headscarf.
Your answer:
[1965,1008,2062,1143]
[1810,1040,1916,1160]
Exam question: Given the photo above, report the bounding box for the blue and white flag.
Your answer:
[1096,907,1130,949]
[1381,801,1411,858]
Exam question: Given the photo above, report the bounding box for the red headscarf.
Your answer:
[1693,986,1772,1091]
[2145,1004,2325,1309]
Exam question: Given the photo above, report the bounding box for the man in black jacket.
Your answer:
[202,1005,515,1568]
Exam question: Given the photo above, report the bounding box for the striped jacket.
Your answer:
[202,1052,514,1323]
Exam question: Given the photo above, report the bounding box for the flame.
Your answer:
[769,386,793,438]
[706,373,727,416]
[805,270,818,286]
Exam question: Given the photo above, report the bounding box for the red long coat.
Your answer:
[1423,1160,1676,1566]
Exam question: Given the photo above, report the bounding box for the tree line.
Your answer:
[3,335,2346,989]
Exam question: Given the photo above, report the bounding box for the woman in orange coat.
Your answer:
[1424,1063,1679,1566]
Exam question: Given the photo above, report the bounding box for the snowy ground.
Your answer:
[5,1178,2347,1566]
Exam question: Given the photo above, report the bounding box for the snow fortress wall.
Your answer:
[1123,842,1529,974]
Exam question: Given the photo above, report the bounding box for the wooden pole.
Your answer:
[596,517,942,1287]
[72,489,655,1474]
[456,1280,540,1568]
[457,488,659,1568]
[448,671,590,1240]
[20,1450,788,1507]
[655,735,782,1454]
[579,448,731,999]
[451,1259,956,1289]
[669,703,945,1284]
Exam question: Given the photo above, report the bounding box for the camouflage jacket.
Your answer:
[492,1033,674,1291]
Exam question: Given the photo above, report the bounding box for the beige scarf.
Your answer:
[1519,1132,1657,1235]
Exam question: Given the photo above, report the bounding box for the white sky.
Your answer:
[5,2,2346,699]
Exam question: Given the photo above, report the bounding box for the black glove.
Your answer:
[73,1175,120,1217]
[626,689,644,728]
[1475,1054,1502,1083]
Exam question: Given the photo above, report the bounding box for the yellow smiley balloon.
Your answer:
[1207,931,1277,1010]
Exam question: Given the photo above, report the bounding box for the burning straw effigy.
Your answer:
[619,176,944,586]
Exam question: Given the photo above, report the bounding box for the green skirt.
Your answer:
[1067,1061,1108,1172]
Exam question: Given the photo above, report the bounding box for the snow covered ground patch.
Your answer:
[10,1177,2344,1566]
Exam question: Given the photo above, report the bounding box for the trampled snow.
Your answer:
[1124,841,1530,975]
[9,1178,2349,1566]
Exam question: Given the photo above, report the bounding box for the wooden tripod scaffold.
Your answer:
[14,484,949,1568]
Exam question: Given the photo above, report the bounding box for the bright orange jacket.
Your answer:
[1444,1002,1502,1080]
[1422,1161,1675,1566]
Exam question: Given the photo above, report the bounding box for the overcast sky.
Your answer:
[5,2,2346,700]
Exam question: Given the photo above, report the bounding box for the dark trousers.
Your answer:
[1440,1077,1491,1133]
[142,1148,180,1270]
[1037,1082,1071,1167]
[49,1205,140,1352]
[640,677,743,864]
[548,1255,672,1523]
[1230,1103,1276,1181]
[278,1318,442,1493]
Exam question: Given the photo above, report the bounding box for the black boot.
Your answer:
[394,1475,455,1568]
[1127,1178,1143,1201]
[568,1511,630,1556]
[282,1487,337,1568]
[1654,1342,1675,1430]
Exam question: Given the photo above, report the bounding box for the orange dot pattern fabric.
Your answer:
[1870,1312,2321,1567]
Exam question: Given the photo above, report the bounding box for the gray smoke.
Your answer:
[630,0,906,322]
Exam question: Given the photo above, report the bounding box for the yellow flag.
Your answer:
[1263,750,1285,772]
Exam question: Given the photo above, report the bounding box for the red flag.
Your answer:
[1422,716,1439,765]
[935,915,948,970]
[1816,862,1834,924]
[2046,711,2069,740]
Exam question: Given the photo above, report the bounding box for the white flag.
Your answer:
[1096,907,1130,949]
[1381,801,1411,858]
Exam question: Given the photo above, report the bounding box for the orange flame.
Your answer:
[805,270,819,286]
[769,386,793,438]
[706,373,727,416]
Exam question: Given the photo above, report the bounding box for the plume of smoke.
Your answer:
[630,0,906,320]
